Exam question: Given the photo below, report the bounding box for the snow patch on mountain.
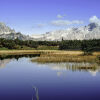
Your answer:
[0,22,15,34]
[31,22,100,41]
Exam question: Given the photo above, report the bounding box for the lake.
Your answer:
[0,55,100,100]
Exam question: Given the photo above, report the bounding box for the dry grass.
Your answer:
[0,50,54,55]
[93,52,100,56]
[0,50,100,63]
[32,55,98,63]
[31,50,100,63]
[0,50,39,55]
[0,50,83,55]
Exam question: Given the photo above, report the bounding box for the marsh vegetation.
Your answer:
[31,50,100,63]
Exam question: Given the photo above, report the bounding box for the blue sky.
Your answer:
[0,0,100,35]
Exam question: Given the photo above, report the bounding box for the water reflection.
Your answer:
[0,55,100,100]
[36,62,100,76]
[0,59,12,68]
[0,54,39,68]
[0,55,100,77]
[32,86,39,100]
[0,54,40,60]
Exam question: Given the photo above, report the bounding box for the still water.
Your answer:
[0,56,100,100]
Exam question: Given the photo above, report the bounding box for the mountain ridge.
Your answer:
[31,22,100,41]
[0,23,32,40]
[0,22,100,41]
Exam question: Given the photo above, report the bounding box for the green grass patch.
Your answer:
[37,45,59,50]
[0,47,9,50]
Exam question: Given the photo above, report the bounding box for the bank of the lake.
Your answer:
[0,50,83,55]
[0,50,100,63]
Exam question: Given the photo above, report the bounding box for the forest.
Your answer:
[0,38,100,53]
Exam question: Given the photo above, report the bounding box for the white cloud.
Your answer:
[57,14,64,19]
[89,16,100,25]
[37,24,45,28]
[51,20,84,26]
[57,14,66,19]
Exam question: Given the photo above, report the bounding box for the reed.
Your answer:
[0,50,100,63]
[31,51,100,63]
[32,56,98,63]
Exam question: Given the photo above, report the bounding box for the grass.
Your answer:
[0,45,59,50]
[37,45,59,50]
[31,50,100,63]
[32,55,98,63]
[0,50,62,56]
[0,50,83,55]
[0,50,100,63]
[0,46,35,50]
[16,46,36,50]
[0,50,40,55]
[0,47,9,50]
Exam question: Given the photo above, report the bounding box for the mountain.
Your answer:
[0,22,32,40]
[0,32,32,40]
[31,23,100,41]
[0,22,100,41]
[0,22,15,34]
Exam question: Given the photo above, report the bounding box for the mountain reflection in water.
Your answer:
[0,55,100,100]
[0,57,99,77]
[35,62,100,77]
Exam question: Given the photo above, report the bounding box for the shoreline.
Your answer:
[0,50,100,63]
[0,50,83,55]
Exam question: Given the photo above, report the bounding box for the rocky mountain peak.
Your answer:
[0,22,32,40]
[88,23,99,31]
[31,22,100,41]
[0,22,15,34]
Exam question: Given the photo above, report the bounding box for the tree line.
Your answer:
[0,38,59,49]
[0,38,100,53]
[59,39,100,54]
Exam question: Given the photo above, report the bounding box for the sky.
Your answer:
[0,0,100,35]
